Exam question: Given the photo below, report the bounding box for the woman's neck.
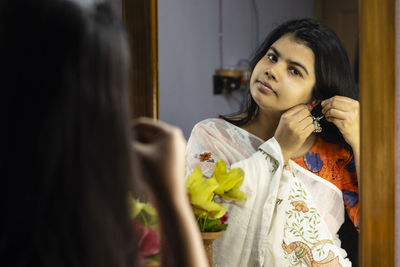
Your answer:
[242,109,282,141]
[241,109,317,159]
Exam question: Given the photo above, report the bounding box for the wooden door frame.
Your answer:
[122,0,158,119]
[359,0,396,266]
[123,0,397,265]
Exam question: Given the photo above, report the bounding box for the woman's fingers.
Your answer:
[321,96,359,121]
[298,115,314,131]
[302,122,315,136]
[321,95,354,106]
[132,117,171,143]
[322,96,360,148]
[131,118,187,197]
[132,117,185,158]
[321,96,359,113]
[325,117,347,133]
[274,104,315,162]
[323,108,347,120]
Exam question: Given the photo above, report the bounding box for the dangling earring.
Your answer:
[312,115,324,133]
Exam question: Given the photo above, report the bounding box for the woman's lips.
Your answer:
[256,80,276,95]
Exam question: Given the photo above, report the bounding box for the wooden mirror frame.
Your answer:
[123,0,158,119]
[359,0,396,266]
[123,0,397,266]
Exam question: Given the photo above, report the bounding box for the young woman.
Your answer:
[186,18,359,266]
[0,0,207,266]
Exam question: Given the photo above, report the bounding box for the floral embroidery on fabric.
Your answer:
[282,241,342,267]
[291,201,309,213]
[198,152,214,163]
[258,148,279,173]
[342,190,358,208]
[284,180,340,266]
[286,182,322,247]
[304,152,323,173]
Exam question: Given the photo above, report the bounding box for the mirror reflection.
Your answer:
[159,1,359,266]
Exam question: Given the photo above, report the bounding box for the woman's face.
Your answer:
[250,34,316,113]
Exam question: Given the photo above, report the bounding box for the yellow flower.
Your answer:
[212,160,247,202]
[185,167,226,219]
[128,195,157,220]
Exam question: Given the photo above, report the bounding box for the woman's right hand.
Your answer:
[274,104,315,163]
[132,118,187,201]
[133,118,210,267]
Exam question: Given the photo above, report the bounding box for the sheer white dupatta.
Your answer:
[186,119,351,267]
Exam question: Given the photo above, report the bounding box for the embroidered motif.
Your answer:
[304,152,323,172]
[282,241,342,267]
[286,182,322,246]
[198,152,215,163]
[276,198,283,205]
[290,201,309,213]
[284,180,340,266]
[258,149,279,173]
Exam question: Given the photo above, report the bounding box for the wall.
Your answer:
[158,0,314,138]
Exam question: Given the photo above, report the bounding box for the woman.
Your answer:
[186,18,359,266]
[0,0,207,266]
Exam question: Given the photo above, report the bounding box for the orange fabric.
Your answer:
[292,136,359,231]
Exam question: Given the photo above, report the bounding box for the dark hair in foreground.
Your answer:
[223,18,358,143]
[0,0,135,266]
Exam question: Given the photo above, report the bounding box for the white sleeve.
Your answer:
[214,139,287,267]
[185,121,287,266]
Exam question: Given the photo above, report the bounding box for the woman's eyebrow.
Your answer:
[270,46,309,76]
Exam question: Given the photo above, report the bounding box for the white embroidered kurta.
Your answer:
[186,119,351,267]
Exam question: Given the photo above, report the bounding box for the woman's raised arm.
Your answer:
[132,118,209,267]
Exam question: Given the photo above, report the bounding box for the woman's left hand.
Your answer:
[321,96,360,148]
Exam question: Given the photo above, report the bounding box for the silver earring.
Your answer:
[312,115,324,133]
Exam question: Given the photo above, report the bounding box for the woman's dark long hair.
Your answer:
[222,18,358,143]
[0,0,135,266]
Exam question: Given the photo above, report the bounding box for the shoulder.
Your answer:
[190,118,233,136]
[188,118,251,150]
[314,136,353,166]
[193,118,231,128]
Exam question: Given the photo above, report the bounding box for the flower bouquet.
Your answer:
[129,196,160,267]
[185,159,247,264]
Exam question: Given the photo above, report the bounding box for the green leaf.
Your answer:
[198,217,228,232]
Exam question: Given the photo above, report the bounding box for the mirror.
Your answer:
[123,0,397,266]
[158,0,359,139]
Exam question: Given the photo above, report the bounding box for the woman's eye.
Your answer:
[267,54,277,62]
[289,67,302,77]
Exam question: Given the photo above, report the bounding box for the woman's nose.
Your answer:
[265,64,280,81]
[265,69,277,81]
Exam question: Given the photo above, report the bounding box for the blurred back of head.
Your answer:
[0,0,135,266]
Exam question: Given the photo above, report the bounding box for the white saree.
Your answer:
[186,119,351,267]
